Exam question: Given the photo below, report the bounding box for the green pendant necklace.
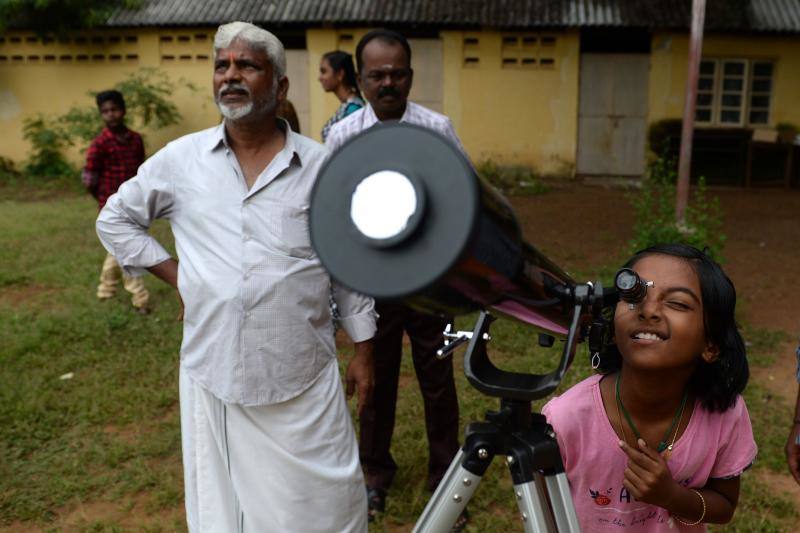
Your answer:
[615,373,688,454]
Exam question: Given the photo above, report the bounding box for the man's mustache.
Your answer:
[218,83,251,99]
[378,87,400,99]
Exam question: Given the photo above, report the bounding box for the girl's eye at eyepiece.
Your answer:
[615,268,651,304]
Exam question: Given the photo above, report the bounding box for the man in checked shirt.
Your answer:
[83,90,150,313]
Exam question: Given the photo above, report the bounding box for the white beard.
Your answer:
[215,82,278,121]
[218,101,254,120]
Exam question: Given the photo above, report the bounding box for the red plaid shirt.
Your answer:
[84,127,145,208]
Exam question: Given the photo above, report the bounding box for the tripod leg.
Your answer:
[413,449,480,533]
[512,474,557,533]
[544,473,581,532]
[413,447,485,533]
[506,418,581,533]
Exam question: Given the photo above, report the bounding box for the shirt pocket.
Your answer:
[269,204,314,259]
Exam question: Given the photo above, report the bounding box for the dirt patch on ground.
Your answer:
[713,188,800,332]
[0,283,61,310]
[61,495,184,532]
[1,494,185,533]
[510,184,800,333]
[510,184,635,273]
[102,403,179,445]
[750,340,799,406]
[755,469,800,508]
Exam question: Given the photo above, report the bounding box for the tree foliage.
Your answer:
[21,68,192,181]
[0,0,141,36]
[58,68,188,145]
[21,115,76,180]
[628,157,726,260]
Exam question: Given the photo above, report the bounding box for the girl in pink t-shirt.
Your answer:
[543,244,756,531]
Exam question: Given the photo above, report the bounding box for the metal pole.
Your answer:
[675,0,706,223]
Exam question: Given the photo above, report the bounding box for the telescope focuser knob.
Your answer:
[437,324,479,359]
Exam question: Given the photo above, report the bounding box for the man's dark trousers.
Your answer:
[359,301,460,492]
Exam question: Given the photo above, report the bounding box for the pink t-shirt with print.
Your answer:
[541,375,756,532]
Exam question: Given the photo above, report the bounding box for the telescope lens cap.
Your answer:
[310,123,479,299]
[350,169,425,247]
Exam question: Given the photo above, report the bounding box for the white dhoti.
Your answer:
[180,359,367,533]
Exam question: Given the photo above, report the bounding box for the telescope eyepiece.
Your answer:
[614,268,653,304]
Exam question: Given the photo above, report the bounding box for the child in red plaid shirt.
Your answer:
[83,90,150,313]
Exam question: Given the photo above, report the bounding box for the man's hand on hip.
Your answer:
[346,340,374,417]
[147,258,183,320]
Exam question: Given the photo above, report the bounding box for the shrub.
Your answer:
[115,68,186,130]
[59,67,190,147]
[21,115,77,181]
[476,160,548,196]
[647,119,682,159]
[628,157,725,260]
[20,68,191,184]
[775,122,799,144]
[0,156,21,185]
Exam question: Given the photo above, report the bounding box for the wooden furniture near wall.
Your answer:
[745,140,798,189]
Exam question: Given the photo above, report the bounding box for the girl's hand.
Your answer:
[619,438,681,507]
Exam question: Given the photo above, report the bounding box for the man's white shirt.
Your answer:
[96,122,377,406]
[325,101,467,156]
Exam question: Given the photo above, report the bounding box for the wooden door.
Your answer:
[577,54,649,176]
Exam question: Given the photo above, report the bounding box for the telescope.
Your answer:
[311,123,617,401]
[310,123,618,532]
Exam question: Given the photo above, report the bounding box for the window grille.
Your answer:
[695,58,774,127]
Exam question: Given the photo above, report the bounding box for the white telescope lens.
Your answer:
[350,170,418,240]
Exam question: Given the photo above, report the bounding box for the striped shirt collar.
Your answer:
[360,101,417,128]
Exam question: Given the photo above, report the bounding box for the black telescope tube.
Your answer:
[310,123,577,339]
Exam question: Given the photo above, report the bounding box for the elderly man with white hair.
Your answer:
[96,21,376,532]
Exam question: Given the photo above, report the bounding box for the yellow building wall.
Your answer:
[2,26,581,175]
[649,32,800,128]
[0,26,362,163]
[0,28,218,165]
[442,29,581,174]
[5,26,800,175]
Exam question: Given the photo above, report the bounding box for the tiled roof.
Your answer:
[104,0,800,33]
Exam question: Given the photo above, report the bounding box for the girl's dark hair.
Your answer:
[597,243,748,412]
[322,51,361,99]
[96,90,126,111]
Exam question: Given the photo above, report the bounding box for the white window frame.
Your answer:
[695,59,718,126]
[748,60,774,126]
[718,59,748,127]
[694,58,774,128]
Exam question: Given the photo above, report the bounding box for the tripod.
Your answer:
[414,283,613,532]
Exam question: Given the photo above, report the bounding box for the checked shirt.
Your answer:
[85,126,145,208]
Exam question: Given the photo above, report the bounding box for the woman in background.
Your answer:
[318,51,364,142]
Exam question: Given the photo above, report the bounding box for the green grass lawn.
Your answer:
[0,192,797,531]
